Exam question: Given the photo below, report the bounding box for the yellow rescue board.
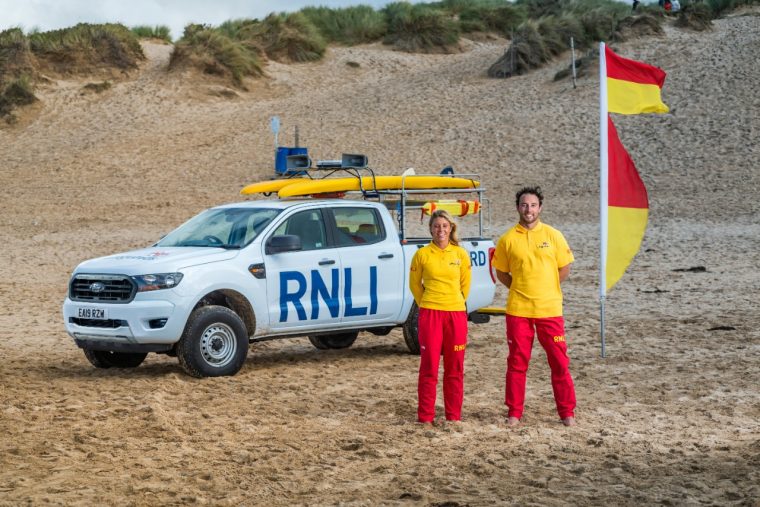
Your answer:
[278,175,479,198]
[476,306,506,315]
[240,178,308,195]
[422,200,481,217]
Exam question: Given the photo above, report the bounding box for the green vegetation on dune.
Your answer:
[244,12,327,63]
[459,4,527,35]
[383,2,460,52]
[0,74,36,121]
[0,28,37,81]
[169,24,264,86]
[131,25,172,43]
[169,12,327,86]
[301,5,386,45]
[29,23,144,71]
[1,0,758,116]
[0,23,142,120]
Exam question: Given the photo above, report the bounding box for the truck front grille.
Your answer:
[69,317,128,328]
[69,274,136,303]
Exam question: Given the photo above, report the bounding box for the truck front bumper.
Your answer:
[63,296,193,350]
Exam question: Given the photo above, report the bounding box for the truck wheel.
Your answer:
[403,303,420,355]
[308,332,359,350]
[177,306,248,378]
[83,349,147,368]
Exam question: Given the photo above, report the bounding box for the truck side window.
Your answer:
[332,208,384,246]
[272,210,327,251]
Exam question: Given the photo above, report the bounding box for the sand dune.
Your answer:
[1,11,758,506]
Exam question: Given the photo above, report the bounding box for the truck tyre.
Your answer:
[83,349,147,368]
[177,305,248,378]
[308,332,359,350]
[403,303,420,355]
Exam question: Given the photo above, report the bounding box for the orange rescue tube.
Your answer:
[421,200,481,217]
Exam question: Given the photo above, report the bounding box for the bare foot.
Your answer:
[506,416,521,427]
[418,421,434,429]
[561,417,576,427]
[443,420,463,431]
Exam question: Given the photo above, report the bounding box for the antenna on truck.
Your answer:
[270,116,309,176]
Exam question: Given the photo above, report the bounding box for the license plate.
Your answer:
[77,307,107,319]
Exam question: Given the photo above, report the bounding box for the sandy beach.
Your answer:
[1,10,758,506]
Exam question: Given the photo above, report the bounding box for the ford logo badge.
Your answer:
[90,282,105,293]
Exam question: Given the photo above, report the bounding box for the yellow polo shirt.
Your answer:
[492,222,574,318]
[409,242,472,311]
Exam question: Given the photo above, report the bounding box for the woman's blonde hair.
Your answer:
[428,209,460,246]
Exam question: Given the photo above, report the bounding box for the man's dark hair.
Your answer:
[515,186,544,207]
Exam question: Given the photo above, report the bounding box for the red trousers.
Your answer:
[417,308,468,423]
[505,315,576,419]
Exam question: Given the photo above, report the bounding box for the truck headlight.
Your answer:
[133,273,184,292]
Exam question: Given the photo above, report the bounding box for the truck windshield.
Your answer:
[157,208,281,249]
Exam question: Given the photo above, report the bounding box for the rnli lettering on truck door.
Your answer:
[278,267,378,321]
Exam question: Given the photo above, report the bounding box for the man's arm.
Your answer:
[558,263,571,283]
[496,269,512,288]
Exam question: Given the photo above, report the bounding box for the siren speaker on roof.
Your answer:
[342,154,368,168]
[286,154,311,170]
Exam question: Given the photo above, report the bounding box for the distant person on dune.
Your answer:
[492,186,577,427]
[409,210,472,428]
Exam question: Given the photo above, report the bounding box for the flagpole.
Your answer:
[599,42,609,358]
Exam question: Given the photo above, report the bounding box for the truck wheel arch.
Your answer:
[191,289,256,338]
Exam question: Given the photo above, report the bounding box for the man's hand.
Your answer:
[559,264,571,283]
[496,269,512,288]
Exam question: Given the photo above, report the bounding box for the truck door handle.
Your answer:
[318,259,336,266]
[378,253,394,259]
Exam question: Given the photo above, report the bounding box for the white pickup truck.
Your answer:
[63,180,497,377]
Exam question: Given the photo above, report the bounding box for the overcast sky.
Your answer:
[1,0,424,41]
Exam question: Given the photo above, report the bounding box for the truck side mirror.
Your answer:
[265,234,302,254]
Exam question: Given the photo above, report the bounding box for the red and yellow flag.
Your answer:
[605,116,648,290]
[605,45,669,115]
[601,44,668,293]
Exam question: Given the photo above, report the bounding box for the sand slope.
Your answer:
[0,11,758,506]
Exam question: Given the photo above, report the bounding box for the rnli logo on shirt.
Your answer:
[449,260,461,266]
[538,241,550,249]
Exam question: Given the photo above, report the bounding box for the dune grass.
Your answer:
[301,5,386,45]
[215,18,260,40]
[241,12,326,62]
[131,25,172,43]
[170,24,264,86]
[0,28,37,80]
[383,2,460,52]
[0,74,36,121]
[1,24,143,118]
[169,12,326,87]
[459,4,527,35]
[2,0,757,98]
[703,0,760,16]
[487,0,640,78]
[28,23,144,74]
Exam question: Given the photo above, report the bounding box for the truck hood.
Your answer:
[74,247,240,275]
